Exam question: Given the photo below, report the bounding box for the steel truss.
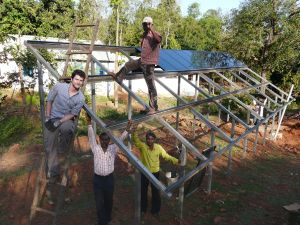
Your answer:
[26,40,294,223]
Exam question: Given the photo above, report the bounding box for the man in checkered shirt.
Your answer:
[87,117,131,225]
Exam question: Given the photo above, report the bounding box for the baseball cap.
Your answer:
[143,16,153,24]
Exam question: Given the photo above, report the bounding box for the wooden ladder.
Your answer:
[62,17,100,80]
[29,153,71,225]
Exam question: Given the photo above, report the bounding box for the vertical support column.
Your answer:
[128,80,141,225]
[243,111,250,158]
[218,107,221,124]
[227,103,231,122]
[253,125,259,154]
[207,130,215,194]
[243,137,248,158]
[114,52,119,108]
[273,85,293,140]
[270,96,278,138]
[227,119,235,175]
[263,119,269,146]
[91,61,96,133]
[37,61,46,135]
[178,144,186,220]
[175,75,181,131]
[212,77,215,95]
[192,74,198,139]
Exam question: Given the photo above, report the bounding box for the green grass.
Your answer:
[0,115,34,150]
[0,166,32,184]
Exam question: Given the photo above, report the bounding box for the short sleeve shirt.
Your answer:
[47,83,85,119]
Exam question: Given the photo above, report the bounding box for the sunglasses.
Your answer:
[142,22,151,25]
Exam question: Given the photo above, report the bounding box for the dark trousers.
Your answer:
[141,172,161,214]
[117,59,158,110]
[93,173,114,225]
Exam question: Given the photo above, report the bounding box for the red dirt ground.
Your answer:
[0,113,299,225]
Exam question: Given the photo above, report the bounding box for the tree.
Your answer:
[0,0,38,42]
[223,0,300,92]
[187,2,200,19]
[36,0,75,39]
[156,0,181,48]
[199,10,223,51]
[177,9,223,51]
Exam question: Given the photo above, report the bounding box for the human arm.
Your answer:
[149,26,162,43]
[45,101,52,121]
[131,131,147,153]
[87,124,97,154]
[45,84,59,120]
[159,145,179,165]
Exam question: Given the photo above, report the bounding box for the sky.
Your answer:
[178,0,245,16]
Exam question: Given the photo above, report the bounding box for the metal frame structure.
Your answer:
[26,40,294,224]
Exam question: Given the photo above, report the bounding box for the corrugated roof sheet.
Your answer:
[137,48,245,71]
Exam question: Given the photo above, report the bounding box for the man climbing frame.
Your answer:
[109,16,162,115]
[44,69,86,204]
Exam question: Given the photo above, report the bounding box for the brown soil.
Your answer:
[0,113,299,225]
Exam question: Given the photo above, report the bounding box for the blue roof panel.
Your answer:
[160,50,245,71]
[135,48,245,71]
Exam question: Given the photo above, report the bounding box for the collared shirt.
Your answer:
[47,83,85,119]
[88,125,128,176]
[132,132,178,173]
[140,30,162,65]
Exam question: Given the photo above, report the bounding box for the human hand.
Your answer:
[45,116,50,123]
[126,120,139,133]
[53,120,62,128]
[85,112,92,125]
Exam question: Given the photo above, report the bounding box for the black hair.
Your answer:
[99,132,110,140]
[146,130,156,139]
[71,69,86,79]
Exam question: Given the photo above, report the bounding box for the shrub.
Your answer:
[0,116,33,147]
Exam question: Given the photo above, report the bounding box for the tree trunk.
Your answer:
[19,64,26,106]
[114,5,120,108]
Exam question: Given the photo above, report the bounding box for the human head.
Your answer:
[71,69,86,80]
[145,130,156,147]
[142,16,153,32]
[71,69,86,90]
[99,132,110,149]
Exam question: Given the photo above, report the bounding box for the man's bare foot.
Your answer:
[107,72,123,83]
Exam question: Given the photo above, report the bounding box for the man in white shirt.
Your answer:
[87,117,131,225]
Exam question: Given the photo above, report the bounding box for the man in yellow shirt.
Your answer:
[131,128,179,216]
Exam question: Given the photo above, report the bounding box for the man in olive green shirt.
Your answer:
[131,129,179,215]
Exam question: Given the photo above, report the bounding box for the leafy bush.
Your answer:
[0,116,33,147]
[97,108,127,121]
[25,94,39,106]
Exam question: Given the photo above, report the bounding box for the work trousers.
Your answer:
[141,172,161,214]
[117,59,158,110]
[94,173,114,225]
[44,120,75,178]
